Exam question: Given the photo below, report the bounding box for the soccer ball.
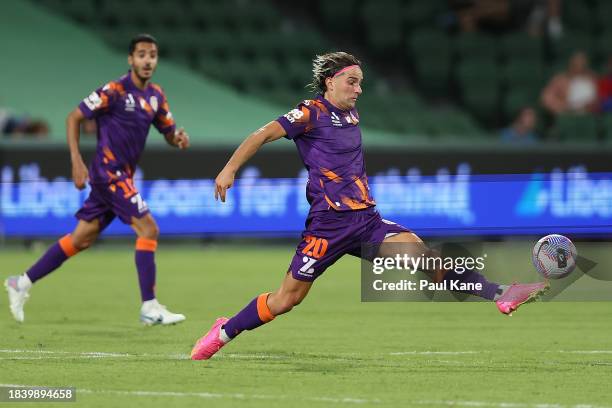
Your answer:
[532,234,577,279]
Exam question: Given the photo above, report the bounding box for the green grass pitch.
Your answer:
[1,243,611,407]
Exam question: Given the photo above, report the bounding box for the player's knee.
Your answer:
[271,295,294,315]
[72,235,95,251]
[278,292,304,314]
[149,225,160,240]
[141,223,159,240]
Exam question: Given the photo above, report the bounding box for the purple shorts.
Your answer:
[75,180,149,230]
[289,207,410,282]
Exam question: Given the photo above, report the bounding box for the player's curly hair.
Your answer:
[308,52,361,94]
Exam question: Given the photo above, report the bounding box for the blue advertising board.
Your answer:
[1,163,610,237]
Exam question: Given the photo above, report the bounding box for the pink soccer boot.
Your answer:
[191,317,229,360]
[496,281,549,316]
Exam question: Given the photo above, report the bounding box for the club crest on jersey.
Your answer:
[331,112,342,127]
[125,93,136,112]
[149,96,158,112]
[346,111,359,125]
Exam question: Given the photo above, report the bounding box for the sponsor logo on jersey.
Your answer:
[331,112,342,127]
[83,92,102,111]
[283,108,303,124]
[125,93,136,112]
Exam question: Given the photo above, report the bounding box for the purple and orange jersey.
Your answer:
[78,71,176,184]
[276,95,376,213]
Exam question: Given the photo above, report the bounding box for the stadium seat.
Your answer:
[285,58,313,91]
[232,3,279,32]
[409,29,451,58]
[198,29,236,59]
[427,110,485,139]
[503,89,538,121]
[600,115,612,142]
[457,59,500,124]
[457,59,500,86]
[188,2,234,29]
[595,1,612,32]
[563,1,595,33]
[409,30,452,96]
[555,115,599,142]
[413,54,452,96]
[501,33,542,61]
[502,60,544,90]
[195,54,228,82]
[462,86,500,125]
[361,0,404,53]
[595,30,612,63]
[403,0,447,28]
[549,32,594,63]
[157,29,200,60]
[454,33,499,61]
[318,0,358,33]
[53,0,97,24]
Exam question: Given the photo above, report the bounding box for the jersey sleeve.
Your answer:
[78,82,121,119]
[276,101,314,140]
[152,89,176,136]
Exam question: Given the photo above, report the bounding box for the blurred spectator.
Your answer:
[500,107,539,144]
[526,0,562,38]
[453,0,511,33]
[451,0,539,34]
[0,108,49,139]
[598,55,612,113]
[540,51,597,115]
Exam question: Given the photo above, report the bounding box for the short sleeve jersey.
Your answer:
[78,71,176,183]
[276,95,376,213]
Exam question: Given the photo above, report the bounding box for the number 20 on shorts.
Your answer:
[301,236,329,259]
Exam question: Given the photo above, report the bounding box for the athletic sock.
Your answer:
[17,274,32,291]
[25,234,80,283]
[135,238,157,302]
[494,284,509,301]
[442,269,500,300]
[222,293,275,339]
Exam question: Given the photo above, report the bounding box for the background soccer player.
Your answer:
[190,52,548,360]
[4,34,190,325]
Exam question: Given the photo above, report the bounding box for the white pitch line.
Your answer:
[0,349,130,357]
[554,350,612,354]
[415,400,612,408]
[389,351,484,356]
[0,384,378,405]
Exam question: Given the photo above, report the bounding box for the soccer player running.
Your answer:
[191,52,548,359]
[4,34,189,325]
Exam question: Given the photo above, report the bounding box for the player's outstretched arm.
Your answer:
[164,127,190,149]
[215,121,286,202]
[66,108,88,190]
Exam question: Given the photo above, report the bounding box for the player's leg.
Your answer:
[223,272,313,337]
[191,272,312,360]
[4,219,101,322]
[130,213,185,325]
[380,232,505,300]
[191,212,351,360]
[373,219,548,314]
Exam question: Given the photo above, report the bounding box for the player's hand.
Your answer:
[71,159,89,190]
[214,167,235,202]
[174,127,190,149]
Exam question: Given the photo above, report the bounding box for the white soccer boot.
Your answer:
[4,276,30,322]
[140,299,186,325]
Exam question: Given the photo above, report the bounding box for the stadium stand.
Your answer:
[0,0,429,147]
[10,0,612,144]
[31,0,476,141]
